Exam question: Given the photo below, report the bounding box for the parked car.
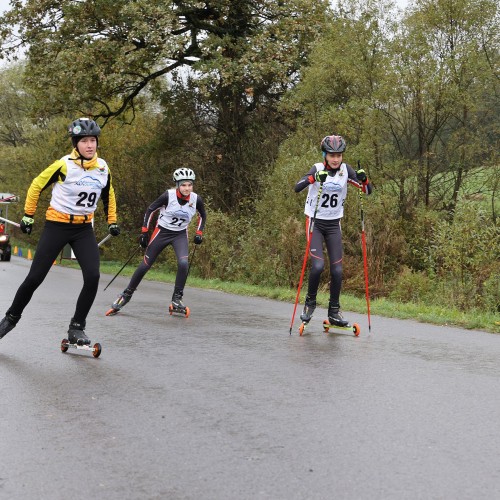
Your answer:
[0,232,12,261]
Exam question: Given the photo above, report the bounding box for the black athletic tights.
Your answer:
[306,217,343,306]
[8,221,100,324]
[127,226,189,294]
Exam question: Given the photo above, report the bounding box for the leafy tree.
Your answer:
[253,0,498,305]
[380,0,499,215]
[0,0,328,122]
[0,0,328,211]
[0,63,32,147]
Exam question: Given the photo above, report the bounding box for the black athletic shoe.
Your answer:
[0,311,20,339]
[300,295,316,323]
[111,288,133,311]
[67,319,91,346]
[328,303,349,327]
[171,290,187,311]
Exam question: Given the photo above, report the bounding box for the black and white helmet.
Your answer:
[173,168,196,184]
[68,118,101,147]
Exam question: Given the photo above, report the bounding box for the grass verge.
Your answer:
[58,259,500,334]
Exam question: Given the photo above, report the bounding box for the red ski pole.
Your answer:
[289,183,323,334]
[358,168,371,332]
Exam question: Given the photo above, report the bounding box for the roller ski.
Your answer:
[60,319,101,358]
[298,296,316,336]
[105,288,133,316]
[168,290,190,318]
[322,303,360,336]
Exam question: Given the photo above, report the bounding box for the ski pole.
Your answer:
[0,215,20,228]
[186,244,197,280]
[103,246,141,291]
[0,216,114,246]
[358,161,371,332]
[289,183,323,334]
[97,234,112,247]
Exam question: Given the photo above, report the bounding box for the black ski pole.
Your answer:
[186,245,197,280]
[104,246,141,291]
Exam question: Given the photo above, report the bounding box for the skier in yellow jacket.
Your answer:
[0,118,120,345]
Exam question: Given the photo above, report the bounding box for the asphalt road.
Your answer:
[1,257,499,500]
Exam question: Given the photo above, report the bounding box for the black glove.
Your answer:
[108,223,120,236]
[194,233,203,245]
[314,170,328,183]
[139,233,149,248]
[20,214,34,234]
[356,169,367,183]
[139,226,149,248]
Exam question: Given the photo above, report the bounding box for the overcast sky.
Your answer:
[0,0,10,14]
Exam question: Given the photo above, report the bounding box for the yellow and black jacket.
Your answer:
[24,149,117,224]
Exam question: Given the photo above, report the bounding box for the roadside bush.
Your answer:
[389,267,437,304]
[342,189,407,298]
[480,274,500,313]
[429,203,499,311]
[194,208,242,281]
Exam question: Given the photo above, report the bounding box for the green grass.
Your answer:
[57,258,499,334]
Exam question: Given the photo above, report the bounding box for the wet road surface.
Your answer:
[1,257,499,499]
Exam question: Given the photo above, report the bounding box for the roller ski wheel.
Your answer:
[323,320,360,336]
[298,321,312,336]
[60,338,102,358]
[168,304,190,318]
[298,322,305,336]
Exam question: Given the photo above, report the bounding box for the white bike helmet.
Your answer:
[173,168,196,184]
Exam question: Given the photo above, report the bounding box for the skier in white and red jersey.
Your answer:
[108,167,206,315]
[294,134,372,328]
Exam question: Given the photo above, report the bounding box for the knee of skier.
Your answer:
[330,262,342,281]
[142,256,153,270]
[310,258,324,275]
[82,269,100,286]
[177,257,189,274]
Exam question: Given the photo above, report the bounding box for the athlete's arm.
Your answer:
[142,191,170,229]
[24,159,67,215]
[294,166,318,193]
[195,196,207,233]
[346,164,372,194]
[101,169,118,224]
